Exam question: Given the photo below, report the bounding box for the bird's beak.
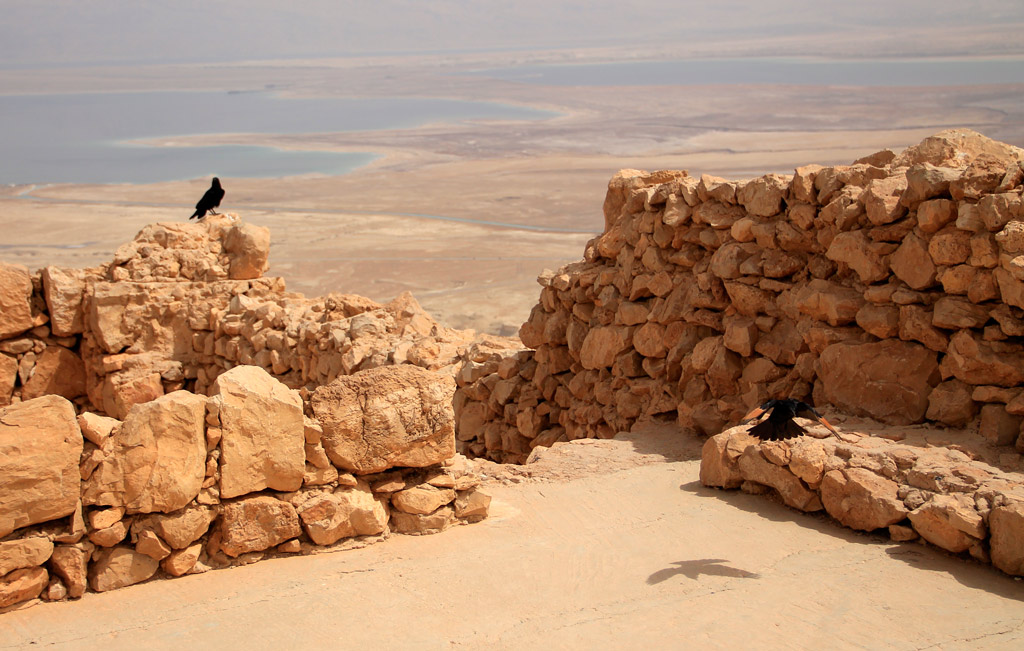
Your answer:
[818,416,840,437]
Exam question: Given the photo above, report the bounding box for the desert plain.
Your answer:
[3,37,1024,647]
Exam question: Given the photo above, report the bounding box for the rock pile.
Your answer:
[0,215,492,610]
[455,130,1024,463]
[701,426,1024,576]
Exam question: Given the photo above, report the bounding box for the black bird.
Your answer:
[189,177,225,220]
[740,399,843,441]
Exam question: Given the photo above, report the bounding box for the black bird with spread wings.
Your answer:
[741,399,843,441]
[189,177,225,220]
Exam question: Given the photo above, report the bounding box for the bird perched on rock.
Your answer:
[189,177,225,220]
[741,399,845,441]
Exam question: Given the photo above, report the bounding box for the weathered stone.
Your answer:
[633,322,667,358]
[88,520,129,547]
[82,391,207,514]
[454,489,491,520]
[950,153,1009,201]
[0,567,48,608]
[928,226,971,266]
[925,380,978,427]
[88,546,159,592]
[890,232,937,290]
[223,222,270,280]
[0,353,16,406]
[898,305,948,353]
[979,404,1021,446]
[312,364,457,475]
[737,174,788,217]
[0,395,83,538]
[900,163,959,207]
[20,345,87,401]
[789,279,864,326]
[819,340,938,424]
[160,542,203,577]
[389,505,455,535]
[41,266,87,337]
[579,326,634,369]
[76,412,120,446]
[931,297,990,330]
[989,502,1024,576]
[908,495,983,553]
[861,175,907,225]
[943,330,1024,387]
[219,495,301,557]
[140,505,216,549]
[0,262,34,339]
[736,447,822,512]
[699,432,744,489]
[825,230,890,283]
[787,438,829,487]
[392,485,456,515]
[855,304,900,339]
[820,468,907,531]
[213,365,305,499]
[135,530,172,561]
[49,543,92,598]
[0,538,53,577]
[916,198,958,233]
[296,482,389,545]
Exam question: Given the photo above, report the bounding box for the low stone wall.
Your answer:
[700,426,1024,576]
[455,129,1024,463]
[1,336,489,610]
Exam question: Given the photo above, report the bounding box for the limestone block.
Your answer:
[737,447,822,512]
[737,174,788,217]
[861,175,907,225]
[989,502,1024,576]
[219,495,301,557]
[40,266,86,337]
[579,326,633,370]
[890,232,937,290]
[88,546,159,592]
[825,230,890,284]
[20,345,86,401]
[931,297,990,330]
[454,489,491,520]
[390,505,455,535]
[49,543,92,598]
[161,542,203,577]
[295,482,388,545]
[925,380,978,427]
[213,365,305,499]
[820,468,907,531]
[0,538,53,577]
[0,353,16,406]
[928,227,971,266]
[943,330,1024,387]
[312,364,456,475]
[699,432,744,489]
[819,340,938,424]
[392,485,456,515]
[900,163,959,207]
[82,391,207,514]
[0,395,83,538]
[908,495,983,553]
[76,412,120,446]
[916,198,957,233]
[979,404,1021,446]
[0,567,48,608]
[0,262,33,340]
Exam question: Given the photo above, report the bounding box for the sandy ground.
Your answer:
[2,425,1022,650]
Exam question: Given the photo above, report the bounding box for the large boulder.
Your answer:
[212,365,305,499]
[0,395,83,538]
[82,391,207,514]
[311,365,456,474]
[819,340,939,424]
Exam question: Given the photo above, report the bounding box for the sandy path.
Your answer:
[3,429,1022,650]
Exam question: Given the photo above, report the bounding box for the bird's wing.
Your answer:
[794,404,840,436]
[741,404,770,423]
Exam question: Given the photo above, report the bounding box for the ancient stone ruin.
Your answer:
[0,215,493,609]
[4,128,1024,610]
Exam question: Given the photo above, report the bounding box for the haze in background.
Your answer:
[3,0,1024,67]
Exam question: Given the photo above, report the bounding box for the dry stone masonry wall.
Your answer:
[0,215,492,610]
[455,129,1024,463]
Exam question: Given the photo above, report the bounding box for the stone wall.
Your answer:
[455,130,1024,463]
[701,426,1024,576]
[0,215,493,610]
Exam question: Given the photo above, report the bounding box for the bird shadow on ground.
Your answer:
[646,558,761,585]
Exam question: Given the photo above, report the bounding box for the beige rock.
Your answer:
[0,567,48,608]
[213,365,305,499]
[140,504,217,549]
[88,546,159,592]
[49,543,92,598]
[931,297,990,330]
[789,279,864,326]
[979,404,1021,446]
[989,501,1024,576]
[787,438,829,487]
[819,340,938,424]
[88,520,129,547]
[0,353,16,406]
[898,305,948,353]
[392,485,457,515]
[454,490,491,520]
[295,482,389,545]
[825,230,890,284]
[916,198,958,233]
[579,326,634,369]
[699,432,744,489]
[950,154,1009,201]
[41,266,86,337]
[736,447,822,512]
[77,412,120,446]
[890,232,937,290]
[135,530,172,561]
[855,304,900,339]
[82,391,207,514]
[943,330,1024,387]
[161,542,203,577]
[0,538,53,577]
[219,496,301,557]
[737,174,788,217]
[0,395,83,538]
[925,380,978,427]
[312,365,457,475]
[900,163,959,207]
[861,175,907,225]
[224,222,271,279]
[20,345,87,401]
[390,505,455,535]
[928,227,971,266]
[820,468,907,531]
[0,262,34,340]
[908,495,983,553]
